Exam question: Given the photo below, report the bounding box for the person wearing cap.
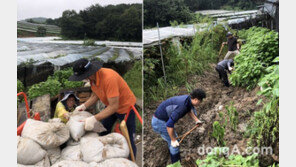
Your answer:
[68,58,137,158]
[151,89,206,164]
[216,59,234,87]
[222,32,240,60]
[54,91,79,123]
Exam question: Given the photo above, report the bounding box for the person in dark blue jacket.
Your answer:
[151,89,206,164]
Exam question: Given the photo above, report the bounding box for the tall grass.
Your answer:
[144,24,227,104]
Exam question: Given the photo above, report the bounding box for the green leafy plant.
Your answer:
[225,103,239,131]
[212,121,225,146]
[49,68,83,89]
[17,80,24,93]
[246,57,279,148]
[230,27,279,90]
[27,68,83,99]
[196,148,259,167]
[257,57,279,98]
[28,78,62,99]
[169,20,179,27]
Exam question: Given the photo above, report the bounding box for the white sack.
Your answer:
[80,133,104,163]
[66,138,80,146]
[17,136,47,165]
[17,155,50,167]
[61,145,82,161]
[51,160,89,167]
[22,119,70,149]
[99,133,130,160]
[66,117,85,141]
[67,111,106,141]
[46,147,61,165]
[48,118,62,123]
[96,158,138,167]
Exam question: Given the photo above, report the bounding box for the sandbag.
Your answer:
[71,111,106,133]
[67,111,106,141]
[46,147,61,165]
[96,158,138,167]
[48,118,62,123]
[61,145,82,161]
[66,138,80,146]
[99,133,129,159]
[66,117,85,141]
[17,136,47,165]
[17,155,50,167]
[22,119,70,149]
[51,160,89,167]
[80,133,104,163]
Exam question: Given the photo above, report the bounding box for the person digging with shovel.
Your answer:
[68,58,137,159]
[151,89,206,166]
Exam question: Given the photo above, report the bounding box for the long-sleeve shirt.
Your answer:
[217,59,234,72]
[54,101,74,123]
[154,95,197,128]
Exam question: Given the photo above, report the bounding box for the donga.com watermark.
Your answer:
[196,144,273,156]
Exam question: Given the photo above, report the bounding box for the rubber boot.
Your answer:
[170,152,181,164]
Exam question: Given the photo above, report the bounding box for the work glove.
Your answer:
[171,140,179,148]
[63,113,70,120]
[195,120,204,125]
[84,116,97,131]
[74,104,86,112]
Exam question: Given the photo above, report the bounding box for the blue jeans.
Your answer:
[151,116,180,163]
[100,108,136,159]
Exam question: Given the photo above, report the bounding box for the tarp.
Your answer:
[17,38,142,66]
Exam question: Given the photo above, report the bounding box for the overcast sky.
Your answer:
[17,0,142,21]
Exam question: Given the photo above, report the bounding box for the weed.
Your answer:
[225,102,239,132]
[212,121,226,146]
[83,39,96,46]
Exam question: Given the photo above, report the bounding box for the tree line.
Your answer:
[144,0,263,28]
[46,4,142,42]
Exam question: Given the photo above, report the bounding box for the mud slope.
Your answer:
[143,64,265,167]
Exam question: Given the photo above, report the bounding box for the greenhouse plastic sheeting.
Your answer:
[96,48,116,63]
[17,37,142,47]
[115,49,131,63]
[143,24,199,45]
[42,48,104,66]
[17,40,141,66]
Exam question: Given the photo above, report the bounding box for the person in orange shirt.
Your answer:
[69,58,137,158]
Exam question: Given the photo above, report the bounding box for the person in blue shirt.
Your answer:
[151,89,206,164]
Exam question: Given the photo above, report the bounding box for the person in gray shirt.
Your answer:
[215,59,234,87]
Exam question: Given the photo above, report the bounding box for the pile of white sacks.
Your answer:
[17,111,138,167]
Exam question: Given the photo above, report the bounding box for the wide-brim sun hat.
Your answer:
[69,58,103,81]
[61,91,80,102]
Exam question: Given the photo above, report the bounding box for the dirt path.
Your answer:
[143,64,264,167]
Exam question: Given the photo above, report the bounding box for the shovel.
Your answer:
[217,43,225,62]
[177,124,200,144]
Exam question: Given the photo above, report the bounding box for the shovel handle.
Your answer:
[177,124,200,144]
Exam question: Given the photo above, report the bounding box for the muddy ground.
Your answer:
[143,64,275,167]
